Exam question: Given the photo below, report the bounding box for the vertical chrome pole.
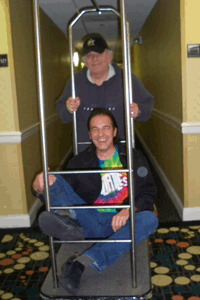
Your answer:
[33,0,58,288]
[127,22,135,148]
[120,0,137,288]
[68,25,78,155]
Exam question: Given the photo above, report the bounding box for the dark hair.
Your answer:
[87,108,117,130]
[87,108,119,144]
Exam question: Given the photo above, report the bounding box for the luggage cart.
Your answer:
[33,0,152,298]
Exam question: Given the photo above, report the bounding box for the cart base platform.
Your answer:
[40,238,151,299]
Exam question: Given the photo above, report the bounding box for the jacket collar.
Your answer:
[82,62,121,85]
[83,142,126,165]
[86,63,116,83]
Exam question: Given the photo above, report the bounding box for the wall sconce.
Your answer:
[73,51,79,67]
[133,37,143,45]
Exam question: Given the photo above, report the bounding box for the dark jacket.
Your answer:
[56,62,154,149]
[62,143,156,212]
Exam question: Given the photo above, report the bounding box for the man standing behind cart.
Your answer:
[56,33,154,151]
[33,108,158,295]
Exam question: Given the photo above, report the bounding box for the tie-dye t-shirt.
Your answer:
[93,146,128,213]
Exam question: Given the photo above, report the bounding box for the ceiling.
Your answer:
[39,0,157,55]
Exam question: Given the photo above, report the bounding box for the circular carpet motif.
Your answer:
[1,293,14,299]
[169,227,179,232]
[151,275,173,286]
[154,266,170,274]
[150,262,157,268]
[29,251,49,261]
[187,246,200,255]
[157,228,169,234]
[176,259,188,266]
[191,275,200,282]
[1,235,13,243]
[178,253,192,259]
[174,277,190,285]
[184,265,196,271]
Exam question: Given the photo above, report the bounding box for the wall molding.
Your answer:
[2,111,200,144]
[0,131,22,144]
[0,214,31,228]
[183,207,200,221]
[152,109,200,135]
[181,122,200,134]
[0,113,59,144]
[152,109,182,132]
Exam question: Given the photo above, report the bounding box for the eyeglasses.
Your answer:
[84,52,104,60]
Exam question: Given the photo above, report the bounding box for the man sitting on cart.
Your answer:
[33,108,158,295]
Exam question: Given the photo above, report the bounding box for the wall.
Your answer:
[0,0,26,226]
[0,0,71,227]
[181,0,200,219]
[133,0,200,221]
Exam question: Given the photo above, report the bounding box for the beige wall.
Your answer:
[0,0,19,132]
[181,0,200,209]
[133,0,184,202]
[0,0,71,224]
[0,0,24,218]
[0,144,26,215]
[134,0,200,218]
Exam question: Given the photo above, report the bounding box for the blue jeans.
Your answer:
[49,175,158,273]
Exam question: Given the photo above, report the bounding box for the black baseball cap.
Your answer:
[83,34,109,55]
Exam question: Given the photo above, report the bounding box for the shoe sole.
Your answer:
[59,275,78,295]
[38,212,84,241]
[59,260,85,295]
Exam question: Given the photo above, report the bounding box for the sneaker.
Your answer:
[38,211,84,241]
[59,258,85,294]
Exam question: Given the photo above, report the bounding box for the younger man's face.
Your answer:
[89,115,117,152]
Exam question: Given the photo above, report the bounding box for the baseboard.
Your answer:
[0,198,43,229]
[136,130,184,221]
[0,214,31,228]
[183,207,200,221]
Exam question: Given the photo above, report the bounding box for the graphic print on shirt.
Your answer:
[93,147,128,213]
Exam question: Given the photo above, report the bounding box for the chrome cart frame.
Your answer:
[33,0,151,298]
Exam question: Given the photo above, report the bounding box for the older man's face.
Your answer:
[84,50,112,75]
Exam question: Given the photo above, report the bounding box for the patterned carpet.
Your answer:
[1,222,200,300]
[149,223,200,300]
[0,226,60,300]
